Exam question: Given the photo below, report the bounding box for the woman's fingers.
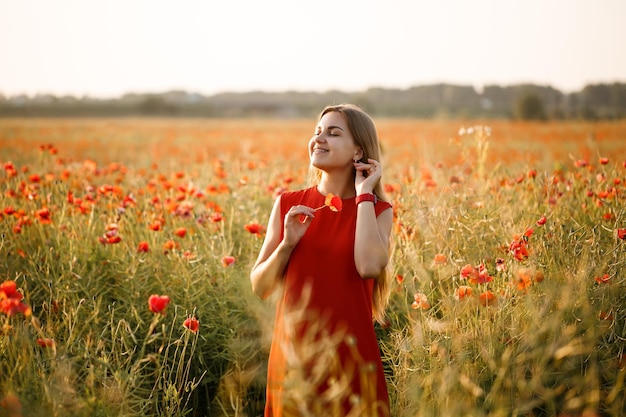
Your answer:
[354,159,382,179]
[287,205,315,224]
[288,205,314,218]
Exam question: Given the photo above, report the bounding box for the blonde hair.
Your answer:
[309,103,392,324]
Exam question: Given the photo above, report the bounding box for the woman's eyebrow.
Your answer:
[327,125,345,131]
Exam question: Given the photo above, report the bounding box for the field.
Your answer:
[1,117,625,417]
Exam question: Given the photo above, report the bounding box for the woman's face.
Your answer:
[309,111,361,171]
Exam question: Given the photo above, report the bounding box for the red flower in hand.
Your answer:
[314,193,343,213]
[325,193,343,212]
[148,294,170,314]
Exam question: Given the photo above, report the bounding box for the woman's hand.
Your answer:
[354,158,382,195]
[283,205,315,248]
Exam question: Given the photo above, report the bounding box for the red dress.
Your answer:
[264,186,391,417]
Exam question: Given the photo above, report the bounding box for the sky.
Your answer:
[1,0,625,98]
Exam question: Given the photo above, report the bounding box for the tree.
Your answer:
[515,92,547,120]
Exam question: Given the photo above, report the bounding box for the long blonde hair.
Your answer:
[309,103,392,324]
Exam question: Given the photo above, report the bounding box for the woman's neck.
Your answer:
[317,172,356,199]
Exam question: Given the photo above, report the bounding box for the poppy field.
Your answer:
[1,117,625,417]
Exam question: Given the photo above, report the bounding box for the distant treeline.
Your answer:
[1,82,625,119]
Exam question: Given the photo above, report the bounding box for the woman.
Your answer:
[250,104,393,417]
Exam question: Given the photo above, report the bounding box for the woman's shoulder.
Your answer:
[278,186,318,210]
[279,186,316,202]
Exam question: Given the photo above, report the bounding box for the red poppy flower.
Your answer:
[460,263,492,284]
[325,193,343,212]
[174,227,187,238]
[603,212,615,221]
[106,235,122,244]
[433,253,447,265]
[595,273,611,285]
[4,161,18,177]
[509,235,530,261]
[35,207,52,224]
[148,294,170,314]
[0,281,31,317]
[536,215,547,226]
[37,338,55,348]
[460,264,478,281]
[599,157,609,165]
[98,224,122,244]
[98,184,115,195]
[221,256,236,267]
[479,290,497,306]
[384,183,400,193]
[209,212,224,223]
[244,223,264,236]
[395,274,404,284]
[617,228,626,240]
[411,292,431,310]
[183,317,200,333]
[574,159,589,168]
[163,240,179,251]
[454,286,473,301]
[137,241,150,253]
[598,311,614,321]
[475,264,493,284]
[0,298,32,316]
[313,193,343,213]
[515,268,533,291]
[0,280,20,299]
[148,219,163,231]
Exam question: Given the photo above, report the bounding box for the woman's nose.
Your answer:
[313,133,326,143]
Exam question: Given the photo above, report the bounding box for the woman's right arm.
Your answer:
[250,196,314,299]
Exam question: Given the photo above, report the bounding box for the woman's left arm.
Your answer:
[353,158,393,278]
[354,203,393,278]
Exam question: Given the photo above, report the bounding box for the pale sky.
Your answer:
[1,0,625,98]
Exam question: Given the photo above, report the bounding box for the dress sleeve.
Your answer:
[374,200,392,217]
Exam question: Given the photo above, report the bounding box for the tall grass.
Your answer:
[0,118,625,416]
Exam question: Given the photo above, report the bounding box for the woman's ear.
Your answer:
[353,148,364,162]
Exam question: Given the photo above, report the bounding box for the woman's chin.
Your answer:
[309,159,325,170]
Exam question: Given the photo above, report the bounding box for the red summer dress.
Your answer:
[264,186,392,417]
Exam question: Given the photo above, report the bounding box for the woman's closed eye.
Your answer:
[317,129,340,136]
